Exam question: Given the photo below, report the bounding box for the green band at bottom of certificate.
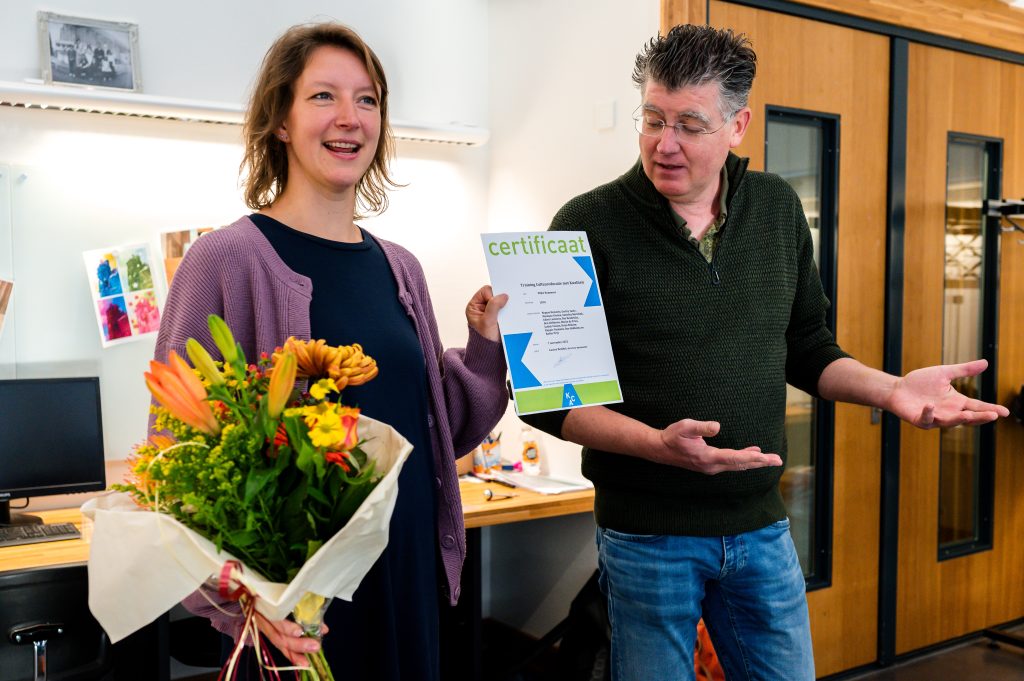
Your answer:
[514,380,622,413]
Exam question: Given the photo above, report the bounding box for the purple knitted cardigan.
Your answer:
[154,217,507,633]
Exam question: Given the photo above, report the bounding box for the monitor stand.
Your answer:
[0,499,43,526]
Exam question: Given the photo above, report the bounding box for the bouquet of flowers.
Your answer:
[84,315,412,680]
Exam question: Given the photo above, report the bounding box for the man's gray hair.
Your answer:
[633,25,757,121]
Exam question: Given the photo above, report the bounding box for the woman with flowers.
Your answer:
[154,22,508,680]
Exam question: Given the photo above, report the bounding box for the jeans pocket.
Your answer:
[601,528,664,544]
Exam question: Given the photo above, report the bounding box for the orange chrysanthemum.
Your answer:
[273,338,378,389]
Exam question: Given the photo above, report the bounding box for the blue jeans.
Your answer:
[596,519,815,681]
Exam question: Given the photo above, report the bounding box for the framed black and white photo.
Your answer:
[38,12,141,92]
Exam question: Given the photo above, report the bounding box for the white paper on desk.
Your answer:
[82,416,412,644]
[490,471,593,495]
[482,232,622,416]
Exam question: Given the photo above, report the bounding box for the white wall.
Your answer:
[0,109,246,462]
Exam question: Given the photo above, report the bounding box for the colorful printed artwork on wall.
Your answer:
[123,246,154,292]
[126,290,161,334]
[98,295,132,342]
[94,252,123,297]
[83,244,163,348]
[0,279,12,339]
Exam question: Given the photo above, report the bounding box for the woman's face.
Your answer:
[278,45,382,200]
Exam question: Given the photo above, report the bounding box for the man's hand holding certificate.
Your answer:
[482,232,622,415]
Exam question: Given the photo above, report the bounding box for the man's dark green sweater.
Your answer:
[524,153,848,537]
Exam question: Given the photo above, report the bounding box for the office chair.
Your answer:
[0,565,113,681]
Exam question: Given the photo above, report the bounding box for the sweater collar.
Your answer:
[235,216,410,307]
[236,216,312,297]
[618,152,750,230]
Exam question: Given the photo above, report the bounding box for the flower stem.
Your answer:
[299,650,333,681]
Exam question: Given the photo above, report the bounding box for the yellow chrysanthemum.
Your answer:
[308,410,344,449]
[301,402,334,429]
[309,378,339,401]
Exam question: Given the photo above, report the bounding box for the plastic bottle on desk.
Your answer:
[520,426,541,475]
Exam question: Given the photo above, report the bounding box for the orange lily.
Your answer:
[267,351,297,419]
[145,350,221,435]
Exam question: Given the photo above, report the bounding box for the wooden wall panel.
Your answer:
[662,0,1024,53]
[898,42,1024,654]
[788,0,1024,55]
[708,3,890,676]
[662,0,707,32]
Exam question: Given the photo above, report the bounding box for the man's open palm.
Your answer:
[889,359,1009,428]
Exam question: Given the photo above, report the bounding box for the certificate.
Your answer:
[482,232,622,415]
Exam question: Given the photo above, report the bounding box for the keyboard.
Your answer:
[0,522,81,548]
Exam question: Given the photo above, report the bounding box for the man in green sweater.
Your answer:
[523,25,1009,681]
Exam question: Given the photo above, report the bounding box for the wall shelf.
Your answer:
[0,80,489,146]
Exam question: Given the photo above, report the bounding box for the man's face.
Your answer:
[638,80,750,206]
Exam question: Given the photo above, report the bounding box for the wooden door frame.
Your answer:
[662,0,1024,671]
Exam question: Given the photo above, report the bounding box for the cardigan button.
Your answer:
[441,534,456,549]
[453,585,461,600]
[435,477,442,490]
[427,414,435,428]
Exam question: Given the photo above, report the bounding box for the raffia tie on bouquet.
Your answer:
[213,561,334,681]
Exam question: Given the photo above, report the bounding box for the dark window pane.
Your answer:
[767,112,835,582]
[939,139,989,551]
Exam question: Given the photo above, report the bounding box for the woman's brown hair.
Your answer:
[240,23,397,217]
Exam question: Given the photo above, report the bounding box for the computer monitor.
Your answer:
[0,377,106,525]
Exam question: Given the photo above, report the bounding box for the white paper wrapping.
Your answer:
[83,415,412,643]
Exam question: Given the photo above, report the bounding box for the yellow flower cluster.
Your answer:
[285,400,360,451]
[274,338,378,389]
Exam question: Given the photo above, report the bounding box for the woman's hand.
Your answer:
[465,285,508,342]
[253,613,328,666]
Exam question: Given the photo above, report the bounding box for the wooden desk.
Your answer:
[1,484,595,572]
[0,508,89,573]
[460,479,594,529]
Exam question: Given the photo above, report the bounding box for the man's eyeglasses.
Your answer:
[633,106,731,145]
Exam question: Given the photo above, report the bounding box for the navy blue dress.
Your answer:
[228,214,439,680]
